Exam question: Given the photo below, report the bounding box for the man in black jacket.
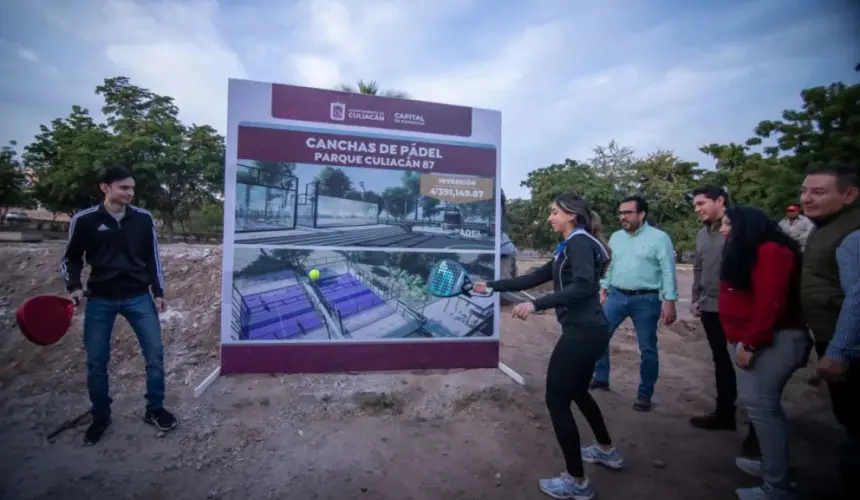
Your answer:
[61,166,177,445]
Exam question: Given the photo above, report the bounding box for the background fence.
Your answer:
[231,283,250,340]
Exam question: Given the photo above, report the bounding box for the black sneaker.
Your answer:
[82,417,110,446]
[143,408,177,431]
[589,380,610,391]
[689,412,736,431]
[633,398,653,412]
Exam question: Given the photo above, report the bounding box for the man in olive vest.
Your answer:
[799,163,860,498]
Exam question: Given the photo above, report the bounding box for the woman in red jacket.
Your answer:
[718,205,812,500]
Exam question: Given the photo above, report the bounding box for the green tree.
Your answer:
[633,151,703,226]
[24,106,115,215]
[335,79,408,99]
[755,80,860,167]
[505,197,537,249]
[315,166,353,197]
[364,190,384,214]
[518,155,623,251]
[253,161,296,187]
[508,67,859,254]
[23,77,225,237]
[0,141,33,222]
[380,186,414,220]
[401,171,421,219]
[421,196,441,221]
[94,77,225,239]
[184,200,224,236]
[699,143,794,215]
[700,75,859,216]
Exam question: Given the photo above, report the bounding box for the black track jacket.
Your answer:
[60,203,165,300]
[488,229,610,332]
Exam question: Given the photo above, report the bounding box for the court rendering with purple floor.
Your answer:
[228,248,498,343]
[239,280,324,340]
[318,273,390,321]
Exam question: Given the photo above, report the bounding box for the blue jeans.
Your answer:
[592,288,662,400]
[84,294,165,420]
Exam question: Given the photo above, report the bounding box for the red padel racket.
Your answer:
[16,294,81,346]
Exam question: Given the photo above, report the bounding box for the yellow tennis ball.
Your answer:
[309,269,320,280]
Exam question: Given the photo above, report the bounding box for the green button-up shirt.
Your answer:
[599,223,678,301]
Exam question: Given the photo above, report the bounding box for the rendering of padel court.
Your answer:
[232,161,497,251]
[229,248,496,343]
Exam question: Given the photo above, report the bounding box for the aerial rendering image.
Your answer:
[227,247,497,343]
[232,160,497,250]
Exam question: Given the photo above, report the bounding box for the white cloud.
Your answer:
[391,21,748,191]
[16,46,39,63]
[0,39,41,64]
[101,1,246,130]
[37,0,246,130]
[398,10,850,197]
[282,0,482,87]
[397,19,570,108]
[289,55,342,90]
[305,0,366,66]
[105,42,244,129]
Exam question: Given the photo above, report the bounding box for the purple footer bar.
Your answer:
[221,341,500,374]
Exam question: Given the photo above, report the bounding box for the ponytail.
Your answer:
[589,211,610,253]
[589,210,612,276]
[552,193,611,274]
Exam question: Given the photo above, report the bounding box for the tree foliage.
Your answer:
[336,79,409,99]
[508,69,860,254]
[19,76,225,239]
[316,166,353,197]
[23,106,115,214]
[0,141,33,222]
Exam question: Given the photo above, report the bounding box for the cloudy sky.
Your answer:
[1,0,857,198]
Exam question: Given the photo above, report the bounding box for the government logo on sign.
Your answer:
[330,102,345,121]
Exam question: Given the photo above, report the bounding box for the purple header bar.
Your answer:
[271,84,474,137]
[237,126,496,177]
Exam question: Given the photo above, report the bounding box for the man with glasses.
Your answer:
[590,195,678,412]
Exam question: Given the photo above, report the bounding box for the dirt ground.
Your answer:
[0,244,844,500]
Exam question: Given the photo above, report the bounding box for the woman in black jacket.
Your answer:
[473,193,623,500]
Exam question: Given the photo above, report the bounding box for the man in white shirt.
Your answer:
[778,204,815,250]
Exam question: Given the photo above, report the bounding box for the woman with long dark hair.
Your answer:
[718,205,811,500]
[473,193,622,500]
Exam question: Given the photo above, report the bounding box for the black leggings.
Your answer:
[545,329,613,478]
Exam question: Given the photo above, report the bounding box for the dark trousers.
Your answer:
[546,329,613,478]
[815,342,860,497]
[700,311,738,416]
